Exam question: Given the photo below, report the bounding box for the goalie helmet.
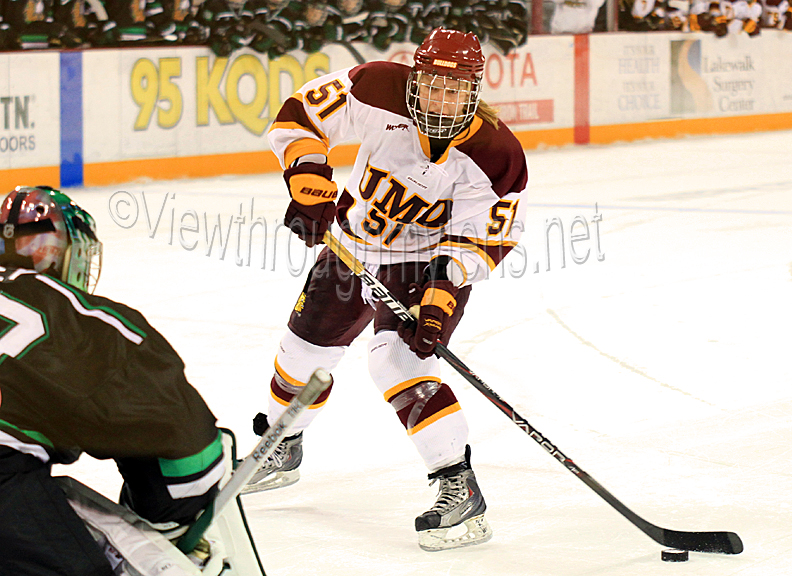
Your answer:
[0,186,102,293]
[406,28,485,140]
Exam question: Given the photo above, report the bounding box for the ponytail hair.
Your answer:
[476,100,500,128]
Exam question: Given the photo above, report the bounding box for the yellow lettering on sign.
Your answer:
[196,56,233,126]
[131,52,336,133]
[269,55,303,125]
[131,58,158,131]
[157,58,183,129]
[226,55,268,135]
[304,52,330,83]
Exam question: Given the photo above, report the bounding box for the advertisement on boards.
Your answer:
[82,45,362,164]
[760,32,792,112]
[589,34,671,126]
[670,35,762,116]
[375,38,575,131]
[0,52,60,170]
[591,31,792,126]
[671,32,792,117]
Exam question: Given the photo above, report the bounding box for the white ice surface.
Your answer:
[54,130,792,575]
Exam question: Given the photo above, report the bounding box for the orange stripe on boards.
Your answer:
[74,113,792,187]
[573,34,590,145]
[407,403,461,436]
[590,112,792,144]
[84,151,282,186]
[513,128,575,150]
[0,166,60,191]
[83,143,364,186]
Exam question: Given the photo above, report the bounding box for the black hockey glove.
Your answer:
[283,162,338,247]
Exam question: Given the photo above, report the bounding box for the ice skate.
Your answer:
[415,445,493,551]
[242,414,303,494]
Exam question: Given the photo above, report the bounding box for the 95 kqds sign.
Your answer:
[81,47,351,164]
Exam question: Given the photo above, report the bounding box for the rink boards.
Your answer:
[1,31,791,189]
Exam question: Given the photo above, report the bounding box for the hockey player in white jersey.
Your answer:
[244,28,529,551]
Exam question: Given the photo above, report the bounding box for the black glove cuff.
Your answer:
[422,255,453,284]
[283,162,334,187]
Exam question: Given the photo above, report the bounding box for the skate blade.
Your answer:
[417,514,493,551]
[241,469,300,495]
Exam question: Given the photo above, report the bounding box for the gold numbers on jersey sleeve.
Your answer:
[305,79,348,121]
[487,200,520,236]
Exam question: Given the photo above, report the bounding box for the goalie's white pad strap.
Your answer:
[58,476,201,576]
[167,456,226,500]
[0,430,50,463]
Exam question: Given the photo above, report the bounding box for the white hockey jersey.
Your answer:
[267,61,529,287]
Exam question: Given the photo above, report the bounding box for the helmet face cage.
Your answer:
[0,187,102,293]
[407,70,481,139]
[60,195,103,293]
[407,28,485,140]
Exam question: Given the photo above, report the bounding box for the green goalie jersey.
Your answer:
[0,266,219,466]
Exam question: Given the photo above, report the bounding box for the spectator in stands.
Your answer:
[3,0,58,48]
[689,0,715,30]
[707,0,762,35]
[628,0,668,28]
[550,0,607,32]
[760,0,792,27]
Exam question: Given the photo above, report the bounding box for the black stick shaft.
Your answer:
[434,344,742,554]
[322,232,743,555]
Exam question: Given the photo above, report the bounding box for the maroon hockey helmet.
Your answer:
[0,186,102,292]
[413,28,485,83]
[407,28,485,139]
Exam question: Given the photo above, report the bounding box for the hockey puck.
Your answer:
[661,549,689,562]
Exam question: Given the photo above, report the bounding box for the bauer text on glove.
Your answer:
[397,279,459,359]
[283,162,338,247]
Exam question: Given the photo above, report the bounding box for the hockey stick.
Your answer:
[177,369,333,553]
[322,232,743,555]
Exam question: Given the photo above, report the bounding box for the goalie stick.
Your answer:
[322,232,743,555]
[177,369,333,554]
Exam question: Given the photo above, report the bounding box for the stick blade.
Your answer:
[661,529,743,554]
